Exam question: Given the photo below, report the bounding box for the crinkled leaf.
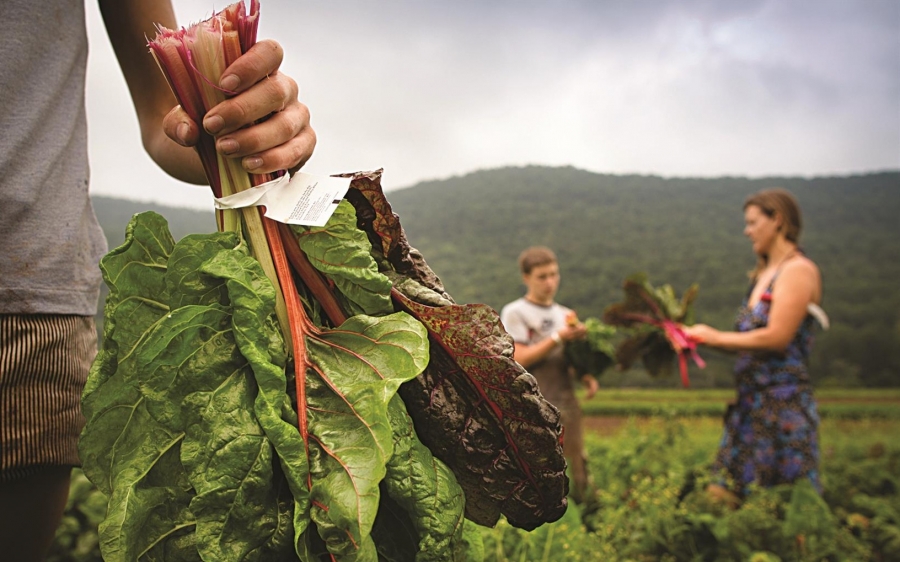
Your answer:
[288,200,393,317]
[98,443,198,562]
[80,213,195,562]
[393,291,568,530]
[136,305,241,430]
[164,232,240,308]
[337,169,402,260]
[199,249,310,555]
[81,213,301,562]
[181,372,294,561]
[342,172,567,530]
[300,312,430,559]
[342,171,452,302]
[382,395,467,561]
[83,211,173,399]
[133,300,293,561]
[385,273,454,308]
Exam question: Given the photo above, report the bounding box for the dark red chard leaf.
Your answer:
[340,170,568,529]
[392,290,568,530]
[336,169,402,259]
[604,273,704,387]
[340,171,453,300]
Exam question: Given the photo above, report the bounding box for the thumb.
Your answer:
[163,105,201,147]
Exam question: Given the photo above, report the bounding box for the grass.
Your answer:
[579,387,900,419]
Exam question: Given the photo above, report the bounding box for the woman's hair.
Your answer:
[744,188,803,278]
[518,246,557,275]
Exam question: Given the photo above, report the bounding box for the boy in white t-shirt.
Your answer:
[500,246,597,502]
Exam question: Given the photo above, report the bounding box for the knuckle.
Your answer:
[284,75,299,99]
[281,112,299,139]
[268,72,293,101]
[229,96,253,122]
[262,40,284,63]
[250,40,283,71]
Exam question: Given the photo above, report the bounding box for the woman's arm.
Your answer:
[98,0,315,184]
[685,259,820,352]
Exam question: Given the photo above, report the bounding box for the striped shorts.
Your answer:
[0,314,96,482]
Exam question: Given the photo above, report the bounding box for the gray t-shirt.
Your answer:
[500,298,572,346]
[500,298,577,410]
[0,0,107,315]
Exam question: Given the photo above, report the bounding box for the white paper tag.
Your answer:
[213,172,352,227]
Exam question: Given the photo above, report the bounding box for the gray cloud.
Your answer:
[86,0,899,209]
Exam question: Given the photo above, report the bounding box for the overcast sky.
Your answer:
[85,0,900,210]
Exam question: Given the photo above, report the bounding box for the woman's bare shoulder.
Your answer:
[784,254,820,277]
[780,254,822,302]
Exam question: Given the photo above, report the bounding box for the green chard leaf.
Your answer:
[81,213,301,562]
[184,247,300,561]
[298,312,430,560]
[83,211,173,399]
[80,212,196,562]
[380,396,468,562]
[564,317,617,378]
[288,200,394,317]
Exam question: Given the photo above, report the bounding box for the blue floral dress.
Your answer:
[713,275,821,496]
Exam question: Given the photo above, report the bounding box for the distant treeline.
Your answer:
[91,167,900,388]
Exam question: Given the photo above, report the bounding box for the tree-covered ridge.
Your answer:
[385,167,900,388]
[91,168,900,387]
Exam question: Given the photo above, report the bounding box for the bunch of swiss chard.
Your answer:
[563,317,618,379]
[78,3,567,562]
[602,273,705,387]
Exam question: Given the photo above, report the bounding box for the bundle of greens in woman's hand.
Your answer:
[603,273,705,387]
[79,4,566,561]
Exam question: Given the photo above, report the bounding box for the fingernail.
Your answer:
[243,156,263,170]
[218,138,239,155]
[176,122,190,145]
[220,74,240,92]
[204,115,224,135]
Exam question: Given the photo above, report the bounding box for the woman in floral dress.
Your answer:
[685,188,824,502]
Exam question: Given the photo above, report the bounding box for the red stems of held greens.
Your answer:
[619,311,705,388]
[149,2,292,342]
[275,223,348,328]
[260,214,311,452]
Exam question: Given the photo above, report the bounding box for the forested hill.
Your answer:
[91,196,217,248]
[385,167,900,387]
[91,167,900,387]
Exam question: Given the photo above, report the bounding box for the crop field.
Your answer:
[481,389,900,561]
[580,388,900,420]
[51,389,900,561]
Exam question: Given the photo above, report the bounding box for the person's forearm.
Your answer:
[513,335,560,369]
[708,326,793,352]
[143,130,208,185]
[100,0,207,183]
